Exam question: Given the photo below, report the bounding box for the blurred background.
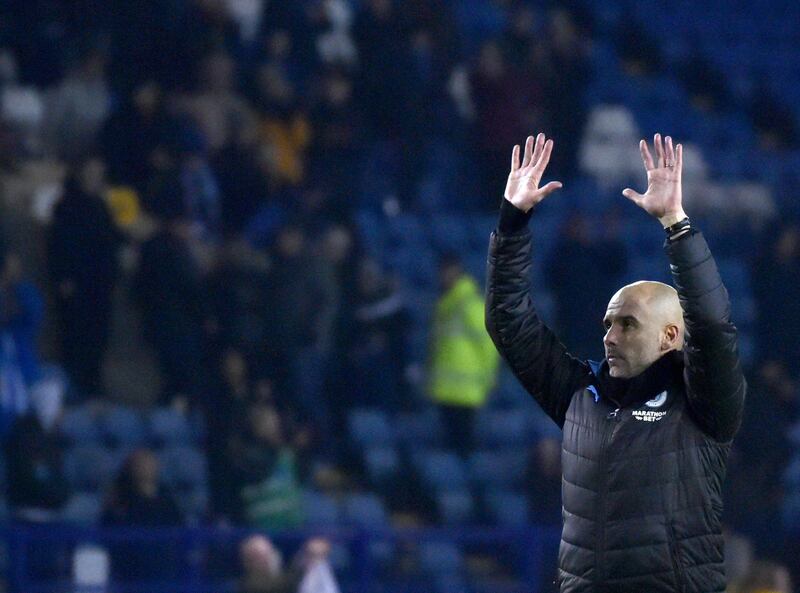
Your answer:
[0,0,799,592]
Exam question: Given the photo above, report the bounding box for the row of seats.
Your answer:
[61,405,202,448]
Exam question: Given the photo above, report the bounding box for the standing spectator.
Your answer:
[428,255,499,456]
[545,211,628,360]
[469,40,527,206]
[47,156,122,398]
[254,63,311,189]
[231,404,304,530]
[100,81,173,193]
[308,69,363,208]
[184,51,256,154]
[0,249,44,435]
[102,449,183,581]
[42,48,111,160]
[345,258,410,412]
[268,224,331,429]
[752,221,800,370]
[133,209,209,405]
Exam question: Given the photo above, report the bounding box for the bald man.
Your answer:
[486,133,746,593]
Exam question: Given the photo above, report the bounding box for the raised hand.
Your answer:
[504,133,563,213]
[622,133,688,227]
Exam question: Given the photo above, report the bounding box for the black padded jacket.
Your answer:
[485,202,746,593]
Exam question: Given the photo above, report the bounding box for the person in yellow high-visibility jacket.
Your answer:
[428,256,499,456]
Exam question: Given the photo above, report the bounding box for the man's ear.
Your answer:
[661,324,681,351]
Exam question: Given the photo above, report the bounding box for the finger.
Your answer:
[537,180,563,198]
[622,188,644,205]
[676,143,683,171]
[653,133,664,168]
[534,138,555,174]
[510,144,520,172]
[639,139,655,171]
[521,135,534,167]
[665,136,675,165]
[531,133,545,168]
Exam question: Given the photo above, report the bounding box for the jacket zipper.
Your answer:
[667,520,687,593]
[596,407,621,591]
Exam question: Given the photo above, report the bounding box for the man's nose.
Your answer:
[603,328,617,347]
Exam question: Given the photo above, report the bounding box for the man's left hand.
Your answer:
[622,133,687,227]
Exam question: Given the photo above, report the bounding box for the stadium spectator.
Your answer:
[102,448,183,581]
[47,156,122,398]
[231,403,304,530]
[42,48,111,160]
[0,248,44,434]
[102,448,183,527]
[733,560,793,593]
[133,208,209,405]
[345,258,410,412]
[100,81,173,193]
[545,210,629,360]
[4,410,69,521]
[428,255,499,456]
[239,534,338,593]
[752,221,800,370]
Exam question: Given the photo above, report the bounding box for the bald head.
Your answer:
[603,281,685,378]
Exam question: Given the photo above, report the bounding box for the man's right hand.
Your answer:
[504,133,563,213]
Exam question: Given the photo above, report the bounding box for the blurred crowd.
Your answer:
[0,0,799,591]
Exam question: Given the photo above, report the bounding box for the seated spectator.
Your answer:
[5,410,70,522]
[239,534,339,593]
[102,448,183,527]
[231,404,304,529]
[102,449,183,582]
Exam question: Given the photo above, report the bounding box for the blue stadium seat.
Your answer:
[363,446,401,484]
[467,450,526,488]
[302,491,341,526]
[148,408,192,447]
[428,214,470,255]
[101,406,146,448]
[475,410,532,448]
[61,406,101,445]
[343,493,389,527]
[484,489,530,527]
[159,446,207,491]
[436,490,475,525]
[395,410,443,450]
[415,450,468,490]
[61,492,103,524]
[419,542,463,575]
[348,409,396,447]
[63,446,116,492]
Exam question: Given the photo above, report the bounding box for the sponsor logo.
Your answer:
[645,390,668,408]
[632,409,668,422]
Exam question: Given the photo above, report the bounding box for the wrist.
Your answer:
[659,210,688,228]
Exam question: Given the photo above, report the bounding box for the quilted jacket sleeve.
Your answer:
[485,202,593,428]
[665,228,747,442]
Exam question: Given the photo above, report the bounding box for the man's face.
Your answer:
[602,287,667,379]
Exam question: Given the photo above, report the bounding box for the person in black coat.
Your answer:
[102,448,183,581]
[486,133,745,592]
[47,156,122,397]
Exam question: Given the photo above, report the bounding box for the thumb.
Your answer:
[538,181,563,198]
[622,188,644,204]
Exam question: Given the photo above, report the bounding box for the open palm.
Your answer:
[504,133,563,213]
[622,133,686,224]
